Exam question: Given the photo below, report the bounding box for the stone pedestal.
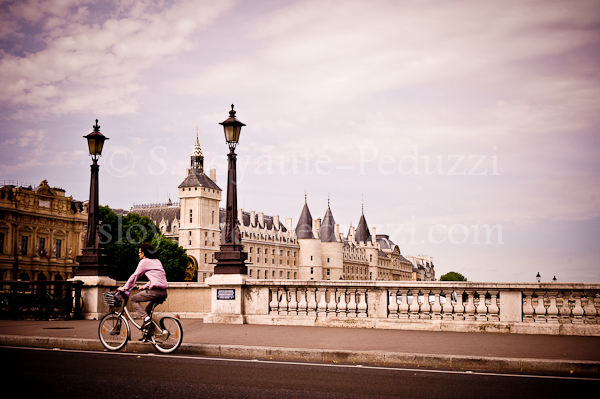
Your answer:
[499,290,523,322]
[203,274,246,324]
[69,276,116,320]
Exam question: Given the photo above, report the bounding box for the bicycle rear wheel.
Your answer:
[152,316,183,354]
[98,313,129,351]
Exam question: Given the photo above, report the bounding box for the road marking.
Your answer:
[2,345,598,382]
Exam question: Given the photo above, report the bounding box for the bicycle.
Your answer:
[98,289,183,354]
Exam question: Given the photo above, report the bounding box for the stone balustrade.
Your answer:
[240,281,600,335]
[82,279,600,336]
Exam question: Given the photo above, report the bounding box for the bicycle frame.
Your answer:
[113,295,178,341]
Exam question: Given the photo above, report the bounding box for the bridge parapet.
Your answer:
[238,281,600,335]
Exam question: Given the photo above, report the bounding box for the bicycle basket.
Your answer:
[103,291,123,308]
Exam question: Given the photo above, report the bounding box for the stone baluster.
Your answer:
[409,290,420,319]
[488,291,499,322]
[546,290,559,323]
[464,290,476,321]
[307,287,317,316]
[475,290,488,321]
[388,288,399,318]
[583,291,598,323]
[316,287,328,317]
[326,288,337,316]
[431,289,442,320]
[420,290,431,320]
[572,291,584,323]
[297,288,308,316]
[356,289,367,318]
[522,290,534,322]
[278,287,288,316]
[453,290,465,321]
[347,289,357,318]
[442,290,454,320]
[337,288,347,317]
[558,291,572,323]
[398,289,410,319]
[269,287,279,315]
[288,287,298,315]
[534,291,547,322]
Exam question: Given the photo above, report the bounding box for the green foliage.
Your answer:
[99,206,188,282]
[439,271,468,282]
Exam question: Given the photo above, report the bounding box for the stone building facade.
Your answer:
[0,180,87,281]
[405,255,436,281]
[128,134,426,282]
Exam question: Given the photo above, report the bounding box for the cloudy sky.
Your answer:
[1,0,599,283]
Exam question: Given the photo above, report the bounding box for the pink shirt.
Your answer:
[121,258,168,294]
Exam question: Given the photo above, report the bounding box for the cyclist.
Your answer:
[118,243,168,337]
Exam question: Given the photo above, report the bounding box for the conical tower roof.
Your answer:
[295,198,314,239]
[355,211,371,243]
[319,202,337,242]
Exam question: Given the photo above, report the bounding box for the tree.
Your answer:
[98,206,188,282]
[439,271,468,281]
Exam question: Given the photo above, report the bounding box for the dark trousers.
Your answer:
[130,289,167,319]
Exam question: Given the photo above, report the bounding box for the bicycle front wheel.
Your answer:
[98,313,129,351]
[152,316,183,354]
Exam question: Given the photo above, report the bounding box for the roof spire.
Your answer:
[361,194,364,214]
[191,127,204,173]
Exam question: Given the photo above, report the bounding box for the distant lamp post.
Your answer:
[536,272,541,283]
[214,105,248,275]
[76,119,109,276]
[552,275,557,283]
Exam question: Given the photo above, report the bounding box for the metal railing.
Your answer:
[0,280,83,320]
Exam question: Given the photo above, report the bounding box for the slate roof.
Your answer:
[178,171,221,191]
[129,204,181,233]
[319,206,337,242]
[219,209,287,232]
[355,213,371,243]
[295,202,314,239]
[376,234,395,249]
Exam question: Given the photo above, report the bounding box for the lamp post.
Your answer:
[536,272,541,283]
[75,119,109,276]
[214,105,248,275]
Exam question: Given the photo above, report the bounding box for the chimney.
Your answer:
[238,208,243,225]
[250,210,256,226]
[371,227,376,241]
[273,215,280,230]
[210,168,217,183]
[258,212,264,228]
[286,218,293,231]
[334,224,340,241]
[349,226,355,242]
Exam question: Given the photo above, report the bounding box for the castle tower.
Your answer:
[355,205,380,280]
[319,200,343,280]
[178,132,222,281]
[296,196,322,280]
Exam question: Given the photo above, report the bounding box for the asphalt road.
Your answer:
[2,347,598,398]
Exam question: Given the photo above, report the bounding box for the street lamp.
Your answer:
[76,119,109,276]
[536,272,541,283]
[214,105,248,275]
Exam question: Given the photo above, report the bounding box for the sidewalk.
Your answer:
[1,319,599,377]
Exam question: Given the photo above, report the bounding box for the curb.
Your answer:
[1,334,598,378]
